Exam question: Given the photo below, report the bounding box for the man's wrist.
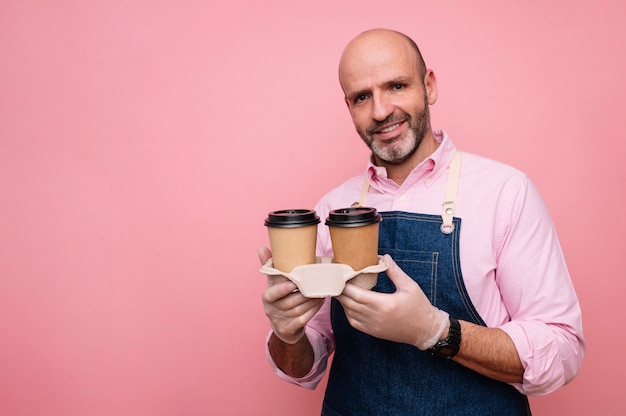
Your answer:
[429,317,462,359]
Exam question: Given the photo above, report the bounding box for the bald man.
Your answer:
[260,29,584,415]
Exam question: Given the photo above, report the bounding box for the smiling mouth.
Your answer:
[378,122,403,134]
[370,120,406,140]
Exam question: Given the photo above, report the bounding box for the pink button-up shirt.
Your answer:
[267,130,585,396]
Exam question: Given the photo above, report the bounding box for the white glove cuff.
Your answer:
[420,310,450,350]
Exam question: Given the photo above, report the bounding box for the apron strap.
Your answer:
[352,175,371,208]
[352,151,463,235]
[441,151,462,234]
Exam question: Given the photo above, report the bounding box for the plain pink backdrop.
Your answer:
[1,1,624,415]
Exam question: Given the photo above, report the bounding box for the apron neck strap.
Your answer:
[353,151,463,235]
[440,151,462,234]
[352,175,371,208]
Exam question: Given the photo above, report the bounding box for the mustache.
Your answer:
[366,113,410,136]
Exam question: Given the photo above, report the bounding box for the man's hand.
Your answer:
[336,254,448,350]
[259,246,324,344]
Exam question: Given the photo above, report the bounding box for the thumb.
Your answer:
[257,245,272,265]
[382,254,412,290]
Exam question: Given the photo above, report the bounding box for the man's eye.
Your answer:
[393,84,404,90]
[355,94,368,103]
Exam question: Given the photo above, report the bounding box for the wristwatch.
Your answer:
[430,317,461,359]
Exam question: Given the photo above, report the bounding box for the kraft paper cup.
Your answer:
[325,207,382,289]
[264,209,320,273]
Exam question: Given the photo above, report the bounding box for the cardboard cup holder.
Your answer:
[260,256,387,298]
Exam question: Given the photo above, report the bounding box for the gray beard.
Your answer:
[359,101,430,165]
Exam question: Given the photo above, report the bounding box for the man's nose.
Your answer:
[371,93,393,121]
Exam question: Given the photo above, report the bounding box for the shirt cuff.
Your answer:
[265,326,330,390]
[500,321,568,396]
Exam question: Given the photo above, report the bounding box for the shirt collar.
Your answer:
[365,130,457,192]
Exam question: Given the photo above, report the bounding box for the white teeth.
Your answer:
[380,123,399,133]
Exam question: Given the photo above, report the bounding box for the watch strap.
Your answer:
[430,317,461,359]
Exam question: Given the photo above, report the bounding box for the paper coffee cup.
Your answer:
[264,209,320,273]
[325,207,382,289]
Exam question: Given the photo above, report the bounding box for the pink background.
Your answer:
[1,1,624,415]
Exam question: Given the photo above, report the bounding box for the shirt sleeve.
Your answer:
[265,298,335,390]
[495,177,585,395]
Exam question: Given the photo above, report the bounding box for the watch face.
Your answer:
[438,345,456,357]
[431,317,461,359]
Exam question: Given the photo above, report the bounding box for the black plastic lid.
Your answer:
[325,207,381,228]
[264,209,321,228]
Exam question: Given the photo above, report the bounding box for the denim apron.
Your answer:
[321,152,531,415]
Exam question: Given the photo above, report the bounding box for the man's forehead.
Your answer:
[339,42,419,91]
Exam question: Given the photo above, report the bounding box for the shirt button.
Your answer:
[399,195,407,202]
[377,169,384,176]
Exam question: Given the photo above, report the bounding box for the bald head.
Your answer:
[339,29,427,93]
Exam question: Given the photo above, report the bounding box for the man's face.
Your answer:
[357,93,430,166]
[339,35,434,165]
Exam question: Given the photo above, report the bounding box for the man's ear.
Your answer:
[424,69,438,105]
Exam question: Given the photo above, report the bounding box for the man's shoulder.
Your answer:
[456,151,534,208]
[461,151,528,182]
